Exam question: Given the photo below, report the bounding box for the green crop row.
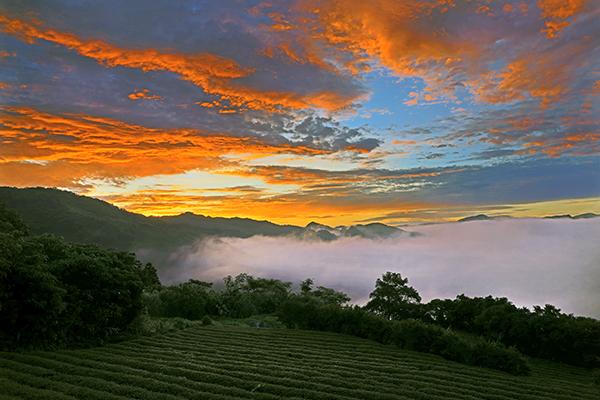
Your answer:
[1,325,598,400]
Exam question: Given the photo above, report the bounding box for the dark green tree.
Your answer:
[139,262,161,289]
[0,202,151,348]
[298,278,350,306]
[219,274,291,317]
[300,278,314,294]
[0,235,66,346]
[364,272,421,320]
[157,280,218,320]
[0,203,29,236]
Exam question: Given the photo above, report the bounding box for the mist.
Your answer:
[159,218,600,318]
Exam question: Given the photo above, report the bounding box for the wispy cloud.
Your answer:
[0,14,363,113]
[127,88,161,101]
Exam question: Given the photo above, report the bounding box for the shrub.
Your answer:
[149,281,218,320]
[219,274,291,318]
[278,297,530,375]
[469,341,530,375]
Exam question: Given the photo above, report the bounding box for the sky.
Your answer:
[1,0,599,226]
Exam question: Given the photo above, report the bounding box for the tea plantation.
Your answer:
[1,325,597,400]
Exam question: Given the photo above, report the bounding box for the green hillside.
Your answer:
[1,325,597,400]
[0,187,301,252]
[0,187,408,257]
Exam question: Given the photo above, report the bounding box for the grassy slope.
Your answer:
[1,325,597,400]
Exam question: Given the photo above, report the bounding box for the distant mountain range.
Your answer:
[543,213,599,220]
[457,214,496,222]
[0,187,408,254]
[458,213,598,222]
[303,221,415,241]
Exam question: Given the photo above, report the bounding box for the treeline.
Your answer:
[0,204,159,348]
[362,272,600,368]
[143,275,349,320]
[418,296,600,367]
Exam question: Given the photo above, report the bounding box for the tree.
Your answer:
[139,262,161,289]
[300,278,313,294]
[0,204,150,348]
[298,278,350,306]
[311,286,351,306]
[0,234,66,346]
[0,203,29,236]
[158,280,218,320]
[312,287,350,306]
[219,274,292,317]
[50,246,145,341]
[364,272,421,320]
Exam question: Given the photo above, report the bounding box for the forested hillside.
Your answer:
[0,187,406,257]
[0,187,301,252]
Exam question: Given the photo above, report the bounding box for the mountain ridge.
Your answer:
[0,186,406,250]
[458,213,599,222]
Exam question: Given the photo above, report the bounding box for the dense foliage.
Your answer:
[359,272,600,368]
[0,204,158,348]
[144,274,351,320]
[420,295,600,367]
[143,280,219,320]
[278,296,530,375]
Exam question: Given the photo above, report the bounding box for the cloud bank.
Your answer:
[160,218,600,318]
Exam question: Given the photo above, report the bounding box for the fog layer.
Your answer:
[160,219,600,318]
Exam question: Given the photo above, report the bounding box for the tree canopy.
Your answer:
[0,202,159,348]
[364,272,421,319]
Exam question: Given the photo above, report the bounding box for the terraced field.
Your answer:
[0,325,597,400]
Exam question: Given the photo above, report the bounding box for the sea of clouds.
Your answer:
[158,218,600,318]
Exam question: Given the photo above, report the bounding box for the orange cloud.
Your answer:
[0,106,331,188]
[224,165,464,188]
[300,0,472,78]
[392,140,418,145]
[468,60,564,106]
[0,15,360,112]
[98,187,433,226]
[261,40,336,74]
[127,88,161,101]
[274,0,593,108]
[537,0,586,38]
[480,120,600,158]
[466,29,593,107]
[532,132,600,158]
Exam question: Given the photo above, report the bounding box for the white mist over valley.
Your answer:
[158,218,600,318]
